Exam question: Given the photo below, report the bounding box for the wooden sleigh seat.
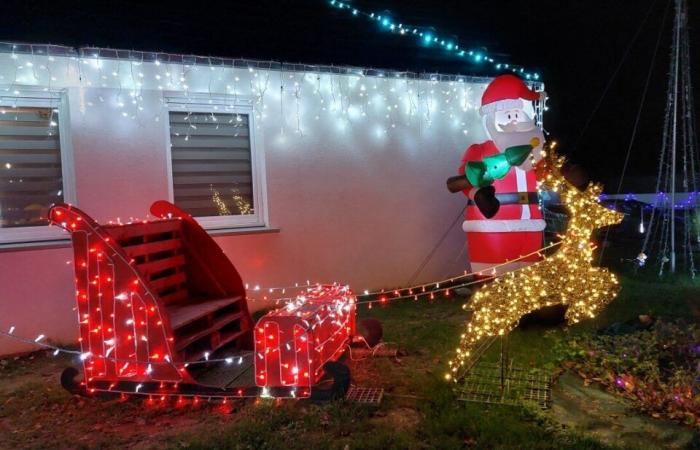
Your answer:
[49,201,253,381]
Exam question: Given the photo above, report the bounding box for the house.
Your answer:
[0,42,544,355]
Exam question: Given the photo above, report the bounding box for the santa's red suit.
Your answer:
[459,75,546,274]
[459,142,545,274]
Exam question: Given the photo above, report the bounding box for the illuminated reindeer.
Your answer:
[447,152,623,381]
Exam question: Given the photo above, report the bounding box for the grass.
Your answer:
[1,273,699,449]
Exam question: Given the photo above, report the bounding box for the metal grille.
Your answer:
[456,361,552,409]
[345,386,384,405]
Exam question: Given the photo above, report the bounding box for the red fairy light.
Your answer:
[254,285,355,392]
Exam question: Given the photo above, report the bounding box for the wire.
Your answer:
[599,0,672,265]
[570,0,660,157]
[405,205,466,286]
[346,339,398,361]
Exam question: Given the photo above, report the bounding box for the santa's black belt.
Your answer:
[467,192,538,205]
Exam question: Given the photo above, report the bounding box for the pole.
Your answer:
[670,0,681,273]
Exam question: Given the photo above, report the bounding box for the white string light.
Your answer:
[0,42,544,150]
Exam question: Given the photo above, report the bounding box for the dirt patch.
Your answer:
[371,407,422,429]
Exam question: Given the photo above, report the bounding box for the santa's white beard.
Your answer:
[484,115,544,154]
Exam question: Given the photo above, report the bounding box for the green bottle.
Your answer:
[465,140,538,188]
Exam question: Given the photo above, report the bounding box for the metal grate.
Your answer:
[456,361,552,409]
[345,386,384,405]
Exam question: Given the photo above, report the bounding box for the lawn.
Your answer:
[1,274,699,450]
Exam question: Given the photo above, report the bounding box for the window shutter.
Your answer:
[0,106,63,228]
[169,111,254,218]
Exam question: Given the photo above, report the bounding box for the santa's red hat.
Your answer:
[479,74,542,116]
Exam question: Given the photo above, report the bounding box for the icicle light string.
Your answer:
[326,0,540,80]
[0,42,545,144]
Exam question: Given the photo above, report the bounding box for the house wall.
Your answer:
[0,49,535,355]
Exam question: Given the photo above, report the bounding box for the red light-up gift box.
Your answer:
[254,284,356,391]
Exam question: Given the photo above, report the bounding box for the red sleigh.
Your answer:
[49,201,361,401]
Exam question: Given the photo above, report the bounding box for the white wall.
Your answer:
[0,48,507,355]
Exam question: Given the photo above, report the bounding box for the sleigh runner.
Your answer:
[50,201,362,401]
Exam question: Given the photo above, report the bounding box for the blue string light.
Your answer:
[327,0,540,80]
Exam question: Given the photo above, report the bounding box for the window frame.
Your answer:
[0,87,75,245]
[164,94,268,230]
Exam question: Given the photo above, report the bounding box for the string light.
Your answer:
[446,150,623,382]
[1,42,549,400]
[326,1,540,80]
[0,42,543,149]
[255,284,355,389]
[0,204,356,402]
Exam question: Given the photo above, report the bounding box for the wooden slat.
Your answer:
[121,238,182,258]
[166,296,243,330]
[150,272,187,292]
[103,219,182,241]
[218,328,250,349]
[159,289,188,305]
[174,312,244,352]
[137,254,186,277]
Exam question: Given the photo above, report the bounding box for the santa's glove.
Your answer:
[474,186,500,219]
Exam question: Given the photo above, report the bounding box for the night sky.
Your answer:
[2,0,698,190]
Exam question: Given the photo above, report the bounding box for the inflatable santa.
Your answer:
[446,74,546,275]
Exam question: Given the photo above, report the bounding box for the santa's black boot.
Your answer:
[474,186,500,218]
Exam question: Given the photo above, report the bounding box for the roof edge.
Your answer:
[0,41,544,88]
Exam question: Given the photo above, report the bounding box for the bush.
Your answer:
[558,319,700,427]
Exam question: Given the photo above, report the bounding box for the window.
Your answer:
[166,101,266,229]
[0,91,73,244]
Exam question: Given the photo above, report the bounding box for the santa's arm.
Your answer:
[447,139,540,193]
[446,145,482,195]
